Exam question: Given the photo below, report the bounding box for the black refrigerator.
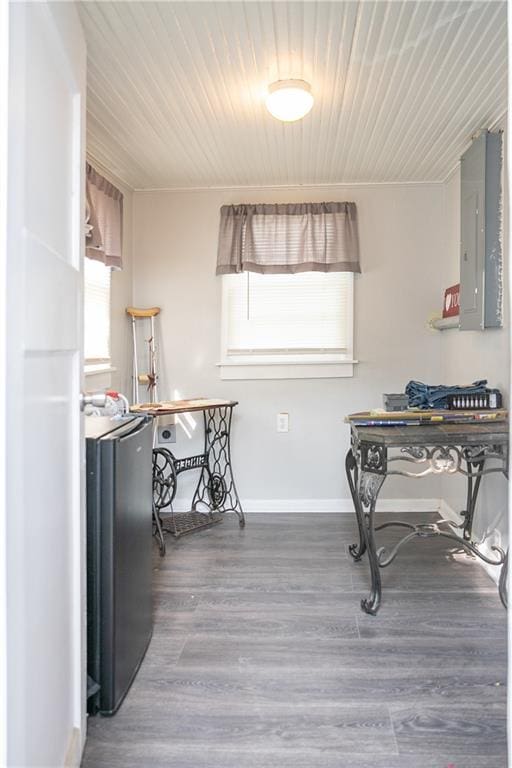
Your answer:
[86,414,153,715]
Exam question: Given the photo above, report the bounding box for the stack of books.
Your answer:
[346,409,508,427]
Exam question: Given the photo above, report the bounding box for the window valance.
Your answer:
[216,201,360,275]
[85,163,123,269]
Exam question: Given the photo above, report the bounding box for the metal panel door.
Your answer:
[460,133,485,330]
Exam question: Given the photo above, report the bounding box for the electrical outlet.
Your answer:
[158,424,176,443]
[277,412,289,432]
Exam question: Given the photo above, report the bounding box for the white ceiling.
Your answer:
[78,1,507,190]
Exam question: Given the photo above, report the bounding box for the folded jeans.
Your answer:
[405,379,488,409]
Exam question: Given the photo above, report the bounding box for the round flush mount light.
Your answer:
[265,79,314,122]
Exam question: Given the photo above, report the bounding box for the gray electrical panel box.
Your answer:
[459,131,502,331]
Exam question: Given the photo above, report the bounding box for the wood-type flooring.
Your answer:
[81,512,507,768]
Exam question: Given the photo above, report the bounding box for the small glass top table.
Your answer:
[131,398,245,553]
[345,417,508,615]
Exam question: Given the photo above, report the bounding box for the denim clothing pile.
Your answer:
[405,380,489,409]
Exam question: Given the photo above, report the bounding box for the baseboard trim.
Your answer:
[64,727,81,768]
[439,499,502,586]
[171,498,442,514]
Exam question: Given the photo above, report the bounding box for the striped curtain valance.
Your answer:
[85,163,124,269]
[216,201,360,275]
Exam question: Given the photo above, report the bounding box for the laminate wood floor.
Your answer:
[81,513,507,768]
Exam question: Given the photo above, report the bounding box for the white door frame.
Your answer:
[0,0,9,765]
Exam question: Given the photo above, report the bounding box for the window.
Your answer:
[216,201,359,380]
[84,257,111,368]
[220,271,354,380]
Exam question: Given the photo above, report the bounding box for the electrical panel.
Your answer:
[459,131,502,331]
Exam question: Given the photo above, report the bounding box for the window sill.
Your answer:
[218,360,356,380]
[84,364,116,389]
[85,363,116,375]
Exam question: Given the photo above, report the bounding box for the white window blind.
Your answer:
[84,257,111,363]
[221,271,353,365]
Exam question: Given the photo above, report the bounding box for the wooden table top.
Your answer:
[130,398,238,416]
[350,420,509,447]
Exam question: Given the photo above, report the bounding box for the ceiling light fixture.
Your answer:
[265,79,314,122]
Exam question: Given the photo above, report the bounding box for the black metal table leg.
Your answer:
[461,459,484,540]
[346,449,366,561]
[358,471,386,615]
[152,502,166,556]
[499,551,508,609]
[191,405,245,527]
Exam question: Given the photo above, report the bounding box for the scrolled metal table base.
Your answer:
[152,405,245,548]
[191,406,245,529]
[346,426,508,615]
[376,520,505,568]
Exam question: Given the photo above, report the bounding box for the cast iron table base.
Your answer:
[131,399,245,555]
[345,421,508,615]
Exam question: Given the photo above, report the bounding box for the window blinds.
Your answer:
[84,257,111,363]
[223,271,353,361]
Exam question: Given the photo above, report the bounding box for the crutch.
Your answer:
[126,307,161,404]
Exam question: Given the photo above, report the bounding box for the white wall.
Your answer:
[133,183,446,507]
[439,155,509,563]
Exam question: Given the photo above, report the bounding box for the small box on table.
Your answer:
[383,393,409,412]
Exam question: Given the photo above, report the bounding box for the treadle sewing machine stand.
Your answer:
[131,399,245,554]
[345,420,509,615]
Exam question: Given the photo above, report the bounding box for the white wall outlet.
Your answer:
[158,424,176,443]
[277,412,289,432]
